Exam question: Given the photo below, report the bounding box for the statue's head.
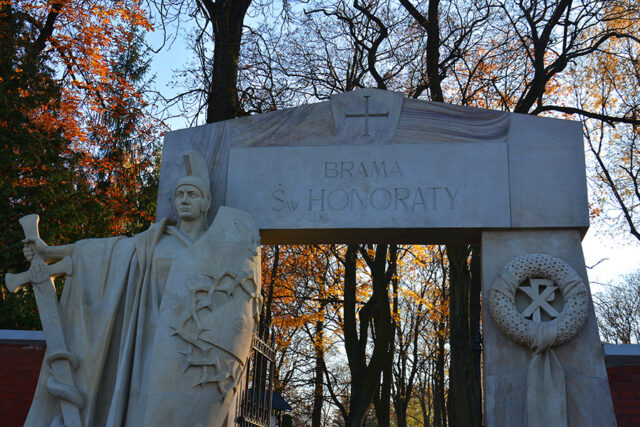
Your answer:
[174,151,211,221]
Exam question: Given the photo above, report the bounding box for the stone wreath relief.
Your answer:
[7,151,261,427]
[489,253,590,427]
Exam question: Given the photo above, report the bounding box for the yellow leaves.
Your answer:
[262,243,452,368]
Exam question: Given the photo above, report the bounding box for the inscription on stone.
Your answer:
[227,143,510,230]
[271,159,459,213]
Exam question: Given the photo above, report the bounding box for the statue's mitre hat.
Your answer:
[176,150,210,196]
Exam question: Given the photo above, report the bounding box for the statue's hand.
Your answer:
[22,237,50,263]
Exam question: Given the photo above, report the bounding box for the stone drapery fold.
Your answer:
[25,221,165,426]
[24,207,262,426]
[525,322,567,427]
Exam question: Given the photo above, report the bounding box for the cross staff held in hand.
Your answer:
[5,214,83,427]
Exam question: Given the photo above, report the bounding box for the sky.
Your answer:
[146,22,640,292]
[583,226,640,292]
[147,23,193,130]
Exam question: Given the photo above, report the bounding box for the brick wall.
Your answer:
[608,365,640,427]
[0,335,45,427]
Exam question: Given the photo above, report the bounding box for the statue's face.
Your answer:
[175,184,209,221]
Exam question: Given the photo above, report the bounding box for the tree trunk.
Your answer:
[392,271,421,427]
[395,400,407,427]
[373,351,392,426]
[343,244,370,427]
[342,244,397,426]
[418,365,431,427]
[433,326,446,427]
[203,0,251,123]
[446,245,479,427]
[375,274,398,427]
[264,245,278,338]
[470,245,482,426]
[311,317,324,427]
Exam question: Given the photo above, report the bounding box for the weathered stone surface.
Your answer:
[16,89,614,426]
[227,143,510,230]
[23,152,261,427]
[152,90,614,425]
[144,207,261,426]
[157,123,229,223]
[331,88,403,145]
[507,114,589,229]
[156,89,589,243]
[395,98,510,144]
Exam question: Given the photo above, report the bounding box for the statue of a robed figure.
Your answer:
[7,151,262,427]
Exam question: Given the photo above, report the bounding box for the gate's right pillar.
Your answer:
[481,229,616,426]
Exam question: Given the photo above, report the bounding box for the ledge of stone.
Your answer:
[0,329,45,344]
[603,343,640,368]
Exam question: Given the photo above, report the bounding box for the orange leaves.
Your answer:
[11,0,156,150]
[263,243,451,366]
[8,0,163,237]
[397,245,450,328]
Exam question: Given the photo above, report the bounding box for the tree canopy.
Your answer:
[1,0,162,328]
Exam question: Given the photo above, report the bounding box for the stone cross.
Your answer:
[5,215,82,427]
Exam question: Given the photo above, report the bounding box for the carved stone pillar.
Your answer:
[482,230,615,426]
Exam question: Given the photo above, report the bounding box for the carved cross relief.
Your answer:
[518,278,561,322]
[344,95,389,137]
[330,89,403,145]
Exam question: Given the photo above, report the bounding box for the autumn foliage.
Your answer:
[260,244,452,425]
[2,0,640,425]
[0,1,162,328]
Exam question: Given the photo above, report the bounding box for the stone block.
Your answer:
[157,90,589,243]
[226,143,510,232]
[507,114,589,229]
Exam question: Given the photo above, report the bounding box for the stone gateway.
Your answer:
[156,89,615,426]
[12,89,615,426]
